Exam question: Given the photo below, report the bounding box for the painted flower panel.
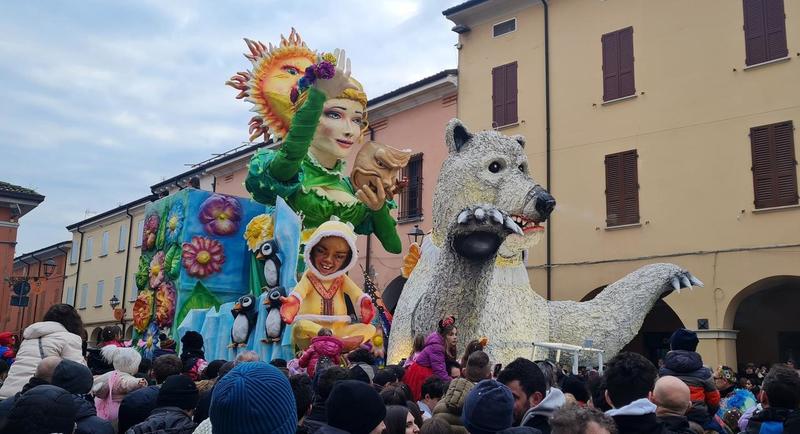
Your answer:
[137,322,159,360]
[143,214,160,250]
[155,281,177,328]
[133,289,154,333]
[244,214,274,251]
[165,202,185,244]
[149,251,166,289]
[199,194,242,236]
[182,236,225,278]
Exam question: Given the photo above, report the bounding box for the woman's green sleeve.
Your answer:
[269,87,326,182]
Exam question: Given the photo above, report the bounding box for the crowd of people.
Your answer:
[0,304,798,434]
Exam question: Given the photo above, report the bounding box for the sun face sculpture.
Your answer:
[226,28,317,141]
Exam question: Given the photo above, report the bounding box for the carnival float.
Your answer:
[129,29,702,366]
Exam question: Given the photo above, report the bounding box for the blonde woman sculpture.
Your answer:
[228,30,405,253]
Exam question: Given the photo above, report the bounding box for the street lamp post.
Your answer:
[109,294,126,336]
[407,224,425,245]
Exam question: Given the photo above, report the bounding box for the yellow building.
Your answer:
[445,0,800,369]
[63,196,153,344]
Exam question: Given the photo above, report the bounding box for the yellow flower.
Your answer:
[300,228,315,245]
[321,52,337,65]
[244,214,274,251]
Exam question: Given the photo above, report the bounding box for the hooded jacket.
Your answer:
[299,336,344,377]
[119,386,161,434]
[414,332,450,381]
[606,398,692,434]
[288,220,371,325]
[432,377,475,434]
[126,406,197,434]
[521,387,566,434]
[659,350,720,423]
[0,321,85,399]
[73,394,116,434]
[2,384,79,434]
[744,407,800,434]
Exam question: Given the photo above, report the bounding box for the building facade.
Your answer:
[0,181,45,337]
[446,0,800,368]
[5,242,71,336]
[63,196,153,344]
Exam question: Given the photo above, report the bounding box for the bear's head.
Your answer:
[432,119,555,260]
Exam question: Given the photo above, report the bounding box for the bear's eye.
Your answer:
[488,161,504,173]
[518,163,526,173]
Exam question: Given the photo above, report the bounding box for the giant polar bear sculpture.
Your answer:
[388,119,702,364]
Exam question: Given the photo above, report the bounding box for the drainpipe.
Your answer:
[212,175,217,192]
[543,0,553,300]
[73,228,85,306]
[31,253,42,326]
[122,207,136,333]
[365,126,376,280]
[56,244,69,307]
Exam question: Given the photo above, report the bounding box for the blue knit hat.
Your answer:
[210,362,297,434]
[463,380,514,434]
[669,328,699,352]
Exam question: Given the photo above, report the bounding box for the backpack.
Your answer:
[95,371,121,422]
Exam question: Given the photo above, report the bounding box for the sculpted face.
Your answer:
[310,98,365,167]
[351,141,412,198]
[311,236,351,276]
[259,55,315,130]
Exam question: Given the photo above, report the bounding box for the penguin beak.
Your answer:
[234,303,241,311]
[256,252,265,260]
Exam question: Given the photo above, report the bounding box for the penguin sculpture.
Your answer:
[230,294,257,348]
[263,286,286,343]
[256,240,281,290]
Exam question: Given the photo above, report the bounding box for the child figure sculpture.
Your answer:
[279,220,376,349]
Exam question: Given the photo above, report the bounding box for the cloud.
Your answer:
[2,0,463,253]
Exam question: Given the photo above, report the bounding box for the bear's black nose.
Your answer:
[535,192,556,220]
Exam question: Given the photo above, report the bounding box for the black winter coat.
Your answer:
[744,407,800,434]
[660,350,719,424]
[126,406,196,434]
[118,385,160,434]
[613,413,691,434]
[72,394,114,434]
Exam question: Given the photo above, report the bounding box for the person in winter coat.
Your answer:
[153,334,177,359]
[51,359,115,434]
[126,374,199,434]
[403,334,426,368]
[303,366,351,433]
[0,384,79,434]
[715,365,757,433]
[652,376,696,434]
[318,380,387,434]
[180,331,207,381]
[299,328,343,378]
[604,352,684,434]
[0,303,85,399]
[99,326,124,348]
[0,355,61,424]
[497,357,554,432]
[92,346,148,428]
[404,316,457,401]
[742,364,800,434]
[433,350,491,434]
[118,354,185,434]
[659,329,720,427]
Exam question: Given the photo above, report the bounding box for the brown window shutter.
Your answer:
[751,121,798,208]
[492,65,506,126]
[621,150,640,224]
[743,0,768,65]
[618,27,635,98]
[605,150,639,226]
[765,0,788,60]
[400,154,424,220]
[505,62,518,124]
[601,32,620,101]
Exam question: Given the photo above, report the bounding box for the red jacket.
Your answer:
[299,336,343,377]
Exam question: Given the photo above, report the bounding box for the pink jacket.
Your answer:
[414,332,451,381]
[299,336,343,377]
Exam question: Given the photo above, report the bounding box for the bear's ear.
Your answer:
[510,135,526,148]
[445,118,472,154]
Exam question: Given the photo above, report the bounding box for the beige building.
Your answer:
[63,196,153,343]
[445,0,800,369]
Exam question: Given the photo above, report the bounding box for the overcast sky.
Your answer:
[2,1,461,254]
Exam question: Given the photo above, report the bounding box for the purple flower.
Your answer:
[199,194,242,236]
[314,61,335,80]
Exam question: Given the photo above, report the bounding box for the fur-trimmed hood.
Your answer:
[303,219,359,280]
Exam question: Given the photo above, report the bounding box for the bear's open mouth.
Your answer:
[511,214,544,233]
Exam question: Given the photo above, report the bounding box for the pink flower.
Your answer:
[149,251,166,289]
[143,214,160,250]
[199,194,242,236]
[182,236,225,278]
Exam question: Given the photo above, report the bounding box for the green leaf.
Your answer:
[164,244,182,281]
[135,252,154,291]
[174,281,221,331]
